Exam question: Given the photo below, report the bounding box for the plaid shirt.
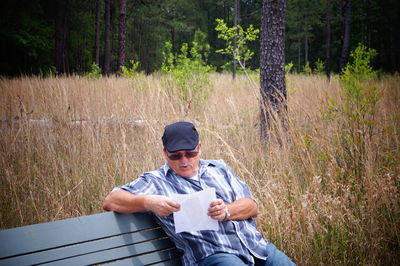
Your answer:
[114,159,268,265]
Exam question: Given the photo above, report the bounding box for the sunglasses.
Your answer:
[166,149,199,160]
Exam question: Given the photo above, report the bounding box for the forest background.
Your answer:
[1,0,400,76]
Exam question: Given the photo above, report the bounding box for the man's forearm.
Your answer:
[102,190,147,213]
[226,198,258,220]
[103,190,181,216]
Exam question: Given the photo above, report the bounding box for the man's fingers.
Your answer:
[165,198,180,211]
[207,199,226,221]
[145,195,180,216]
[209,199,223,208]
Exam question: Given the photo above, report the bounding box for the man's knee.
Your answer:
[199,253,247,266]
[265,243,296,266]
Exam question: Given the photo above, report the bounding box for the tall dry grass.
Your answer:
[0,73,399,265]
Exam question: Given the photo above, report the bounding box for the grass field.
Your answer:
[0,73,399,265]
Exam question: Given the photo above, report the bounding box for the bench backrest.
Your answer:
[0,212,182,265]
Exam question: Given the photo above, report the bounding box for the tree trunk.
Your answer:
[326,0,331,79]
[304,9,308,66]
[104,0,111,75]
[95,0,101,66]
[339,0,352,72]
[171,27,175,63]
[297,23,301,72]
[233,0,239,79]
[62,0,71,73]
[117,0,127,73]
[260,0,287,139]
[55,0,63,74]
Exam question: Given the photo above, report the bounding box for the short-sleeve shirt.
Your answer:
[113,159,268,265]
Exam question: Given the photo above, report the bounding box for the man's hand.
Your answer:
[144,195,180,216]
[208,199,227,221]
[207,198,258,221]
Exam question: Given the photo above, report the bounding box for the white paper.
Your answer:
[171,188,219,233]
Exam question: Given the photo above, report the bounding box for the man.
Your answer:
[103,121,295,266]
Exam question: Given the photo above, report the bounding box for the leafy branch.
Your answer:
[215,18,260,99]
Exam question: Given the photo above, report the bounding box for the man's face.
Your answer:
[164,143,201,178]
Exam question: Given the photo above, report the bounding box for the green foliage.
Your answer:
[86,63,102,79]
[215,19,259,71]
[286,62,299,95]
[121,60,141,79]
[215,19,260,100]
[302,62,312,75]
[161,31,213,112]
[314,58,325,75]
[285,62,294,74]
[324,44,381,181]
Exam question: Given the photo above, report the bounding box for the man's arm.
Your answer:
[208,198,258,221]
[103,190,180,216]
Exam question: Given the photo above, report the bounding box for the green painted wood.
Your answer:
[0,211,183,266]
[40,238,177,265]
[0,212,158,259]
[0,228,172,265]
[151,256,184,266]
[106,249,183,265]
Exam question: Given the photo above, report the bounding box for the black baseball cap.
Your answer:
[162,122,199,152]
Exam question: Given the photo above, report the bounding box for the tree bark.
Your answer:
[62,0,71,73]
[95,0,101,66]
[55,0,63,74]
[260,0,287,139]
[55,0,70,74]
[104,0,111,75]
[117,0,127,73]
[233,0,239,79]
[326,0,331,79]
[339,0,352,72]
[297,23,301,72]
[304,10,308,66]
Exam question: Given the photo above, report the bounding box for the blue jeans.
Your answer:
[198,243,295,266]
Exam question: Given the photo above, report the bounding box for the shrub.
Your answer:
[86,62,102,79]
[161,31,213,112]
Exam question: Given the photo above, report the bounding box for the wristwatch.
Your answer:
[223,207,230,221]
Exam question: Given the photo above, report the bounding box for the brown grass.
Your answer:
[0,73,399,265]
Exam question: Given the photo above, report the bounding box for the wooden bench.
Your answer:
[0,212,182,265]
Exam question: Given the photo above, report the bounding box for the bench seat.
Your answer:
[0,212,182,265]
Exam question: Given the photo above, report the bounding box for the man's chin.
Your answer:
[178,170,195,178]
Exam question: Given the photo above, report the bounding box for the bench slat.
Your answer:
[106,249,182,265]
[0,228,173,265]
[151,257,184,266]
[0,211,183,265]
[41,238,178,265]
[0,212,158,259]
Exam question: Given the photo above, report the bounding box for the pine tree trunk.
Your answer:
[55,0,63,74]
[104,0,111,75]
[297,23,301,72]
[62,0,71,73]
[339,0,352,72]
[304,12,308,65]
[233,0,239,79]
[95,0,101,66]
[117,0,127,73]
[260,0,287,139]
[326,0,331,79]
